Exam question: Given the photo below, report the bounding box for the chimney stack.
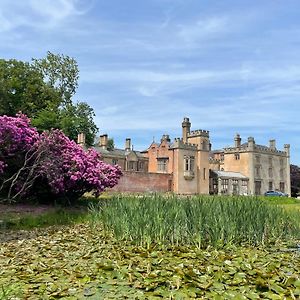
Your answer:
[269,139,276,150]
[247,137,255,151]
[77,133,86,147]
[161,134,171,143]
[125,138,131,151]
[99,134,108,150]
[234,133,241,148]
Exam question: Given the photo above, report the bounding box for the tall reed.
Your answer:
[89,194,300,248]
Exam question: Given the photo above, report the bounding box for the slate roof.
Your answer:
[211,170,248,179]
[93,146,147,159]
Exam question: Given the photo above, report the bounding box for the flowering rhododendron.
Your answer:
[0,114,122,203]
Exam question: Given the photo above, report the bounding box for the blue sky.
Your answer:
[0,0,299,164]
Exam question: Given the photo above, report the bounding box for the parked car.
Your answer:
[264,190,288,197]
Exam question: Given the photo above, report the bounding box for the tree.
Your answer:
[107,138,115,151]
[60,102,98,146]
[0,54,98,146]
[32,51,79,104]
[0,59,61,117]
[0,114,122,204]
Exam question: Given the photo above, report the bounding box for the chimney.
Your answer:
[284,144,290,156]
[182,117,191,143]
[247,136,255,151]
[269,139,276,150]
[77,133,86,147]
[99,134,108,149]
[161,134,171,143]
[125,138,131,151]
[234,133,241,148]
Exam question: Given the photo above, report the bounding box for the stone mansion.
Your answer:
[78,117,291,196]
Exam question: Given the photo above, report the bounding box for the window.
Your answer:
[232,179,238,185]
[255,166,260,177]
[203,168,206,180]
[184,156,194,172]
[242,180,248,187]
[269,181,273,190]
[157,158,168,172]
[269,157,272,166]
[138,161,144,171]
[184,156,195,179]
[220,154,224,161]
[268,168,273,178]
[280,158,284,167]
[280,182,285,192]
[255,155,260,164]
[128,161,135,171]
[280,169,284,179]
[234,153,240,160]
[221,179,229,194]
[112,159,118,165]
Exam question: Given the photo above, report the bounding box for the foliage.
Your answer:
[90,194,300,248]
[0,53,98,146]
[0,59,60,117]
[0,114,121,204]
[1,223,300,299]
[32,51,79,104]
[59,102,98,146]
[107,138,115,151]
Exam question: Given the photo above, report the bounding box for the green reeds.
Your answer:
[89,194,300,248]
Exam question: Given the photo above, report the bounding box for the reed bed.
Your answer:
[89,194,300,248]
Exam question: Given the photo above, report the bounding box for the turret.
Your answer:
[234,133,241,148]
[182,117,191,143]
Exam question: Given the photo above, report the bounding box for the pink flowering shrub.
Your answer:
[0,114,122,203]
[0,114,39,175]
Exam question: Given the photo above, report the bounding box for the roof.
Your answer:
[211,170,248,179]
[93,146,147,159]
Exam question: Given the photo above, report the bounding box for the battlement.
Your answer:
[171,138,198,150]
[224,145,287,155]
[187,129,209,138]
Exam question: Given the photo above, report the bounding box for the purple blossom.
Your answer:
[0,114,122,202]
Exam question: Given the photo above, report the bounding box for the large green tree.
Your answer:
[0,59,60,117]
[0,53,98,146]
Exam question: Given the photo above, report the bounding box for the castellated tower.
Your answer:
[169,117,210,194]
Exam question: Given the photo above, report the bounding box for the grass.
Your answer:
[0,206,88,230]
[89,194,300,248]
[1,194,300,298]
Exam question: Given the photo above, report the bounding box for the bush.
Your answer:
[0,114,122,204]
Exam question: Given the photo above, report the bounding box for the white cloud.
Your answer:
[177,16,229,43]
[0,0,89,32]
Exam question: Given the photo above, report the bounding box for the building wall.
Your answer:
[172,148,198,194]
[111,171,172,193]
[223,142,290,195]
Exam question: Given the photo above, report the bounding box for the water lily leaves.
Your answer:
[0,223,300,299]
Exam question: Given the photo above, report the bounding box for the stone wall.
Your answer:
[111,171,173,193]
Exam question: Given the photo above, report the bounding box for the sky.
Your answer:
[0,0,299,164]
